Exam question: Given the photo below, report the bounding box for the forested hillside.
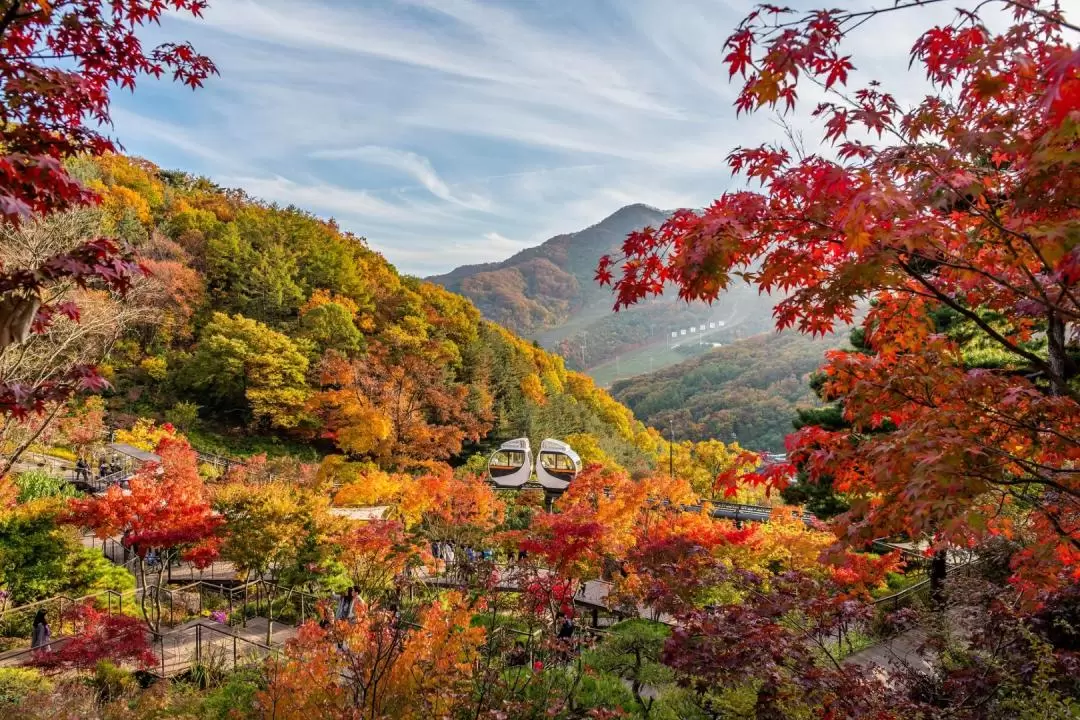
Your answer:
[430,205,779,373]
[20,154,665,470]
[611,332,843,452]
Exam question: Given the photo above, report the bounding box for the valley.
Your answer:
[429,204,781,378]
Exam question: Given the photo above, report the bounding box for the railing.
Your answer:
[195,450,241,476]
[150,620,280,678]
[0,588,133,660]
[829,557,985,661]
[676,501,816,524]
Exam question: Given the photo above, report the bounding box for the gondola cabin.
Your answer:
[535,438,582,491]
[487,437,532,488]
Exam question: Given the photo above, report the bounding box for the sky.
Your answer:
[109,0,1073,276]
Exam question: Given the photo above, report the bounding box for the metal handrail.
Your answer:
[0,587,132,625]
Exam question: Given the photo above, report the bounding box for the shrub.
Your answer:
[92,660,135,703]
[44,447,78,463]
[198,667,262,719]
[64,548,137,597]
[166,401,201,431]
[140,356,169,382]
[0,667,53,706]
[13,470,76,503]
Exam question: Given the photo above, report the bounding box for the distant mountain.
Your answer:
[429,205,780,376]
[610,331,844,452]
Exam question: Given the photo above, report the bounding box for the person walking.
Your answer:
[556,613,575,640]
[336,587,356,622]
[74,457,90,483]
[31,609,51,651]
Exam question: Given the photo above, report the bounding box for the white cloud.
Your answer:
[112,0,1069,276]
[313,146,492,210]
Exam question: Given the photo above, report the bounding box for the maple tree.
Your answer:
[55,395,106,455]
[258,592,485,720]
[29,602,155,674]
[330,519,417,601]
[67,437,223,630]
[599,1,1080,591]
[214,479,324,585]
[0,0,214,418]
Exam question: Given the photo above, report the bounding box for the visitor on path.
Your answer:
[98,459,107,479]
[336,587,356,622]
[74,457,90,483]
[31,609,51,651]
[556,613,575,640]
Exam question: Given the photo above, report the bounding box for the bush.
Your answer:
[43,447,77,463]
[140,356,169,382]
[0,667,53,705]
[64,548,137,597]
[166,401,201,431]
[196,667,262,719]
[13,470,76,503]
[93,660,135,703]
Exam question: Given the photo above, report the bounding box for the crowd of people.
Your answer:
[72,457,125,484]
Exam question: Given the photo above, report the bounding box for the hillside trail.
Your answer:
[844,604,974,682]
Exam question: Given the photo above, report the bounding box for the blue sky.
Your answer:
[109,0,1023,276]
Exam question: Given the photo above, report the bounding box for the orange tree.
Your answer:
[599,1,1080,592]
[258,592,484,720]
[0,0,214,417]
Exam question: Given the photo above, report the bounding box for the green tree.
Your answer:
[584,619,673,718]
[182,313,310,429]
[299,302,362,356]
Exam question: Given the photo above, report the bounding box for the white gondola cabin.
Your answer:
[487,437,532,488]
[535,438,581,491]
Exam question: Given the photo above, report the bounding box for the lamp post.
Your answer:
[668,421,675,478]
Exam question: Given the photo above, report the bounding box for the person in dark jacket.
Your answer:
[31,609,50,651]
[556,613,575,639]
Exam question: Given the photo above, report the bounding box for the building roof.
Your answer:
[105,443,161,464]
[329,506,391,521]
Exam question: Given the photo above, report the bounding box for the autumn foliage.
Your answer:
[30,603,155,674]
[67,437,222,628]
[258,593,484,720]
[0,0,215,417]
[599,1,1080,591]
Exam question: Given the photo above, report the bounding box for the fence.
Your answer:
[829,557,985,659]
[150,621,281,678]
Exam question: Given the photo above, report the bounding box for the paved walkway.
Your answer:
[844,605,970,680]
[80,533,240,585]
[152,616,298,677]
[424,566,674,624]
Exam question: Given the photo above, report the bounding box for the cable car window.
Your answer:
[490,450,525,469]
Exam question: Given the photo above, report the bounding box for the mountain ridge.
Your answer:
[429,203,780,377]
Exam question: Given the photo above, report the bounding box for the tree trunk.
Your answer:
[1047,313,1069,397]
[929,549,948,609]
[0,403,62,476]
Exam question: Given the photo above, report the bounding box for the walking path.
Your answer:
[80,533,240,585]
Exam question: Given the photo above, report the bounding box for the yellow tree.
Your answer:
[214,480,322,584]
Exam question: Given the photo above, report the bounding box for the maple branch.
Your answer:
[1036,506,1080,551]
[1001,0,1080,33]
[760,0,1080,38]
[897,259,1078,400]
[0,2,38,40]
[968,468,1080,503]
